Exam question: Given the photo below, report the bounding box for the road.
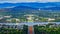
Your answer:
[28,26,34,34]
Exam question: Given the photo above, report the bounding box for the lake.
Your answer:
[0,22,60,26]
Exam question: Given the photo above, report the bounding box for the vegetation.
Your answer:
[0,25,28,34]
[34,25,60,34]
[0,28,23,34]
[22,25,28,34]
[0,10,60,22]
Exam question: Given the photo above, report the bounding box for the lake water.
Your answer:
[0,22,60,26]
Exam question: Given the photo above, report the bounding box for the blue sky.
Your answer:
[0,0,60,3]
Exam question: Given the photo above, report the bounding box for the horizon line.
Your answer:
[0,2,60,3]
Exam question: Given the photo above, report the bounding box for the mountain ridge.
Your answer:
[0,2,60,8]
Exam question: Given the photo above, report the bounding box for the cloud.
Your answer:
[0,0,36,3]
[0,0,60,3]
[37,0,60,2]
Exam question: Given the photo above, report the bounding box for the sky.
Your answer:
[0,0,60,3]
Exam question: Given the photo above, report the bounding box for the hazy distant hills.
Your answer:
[0,2,60,18]
[0,5,39,18]
[0,2,60,10]
[41,7,60,10]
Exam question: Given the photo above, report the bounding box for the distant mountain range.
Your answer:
[0,2,60,18]
[0,2,60,10]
